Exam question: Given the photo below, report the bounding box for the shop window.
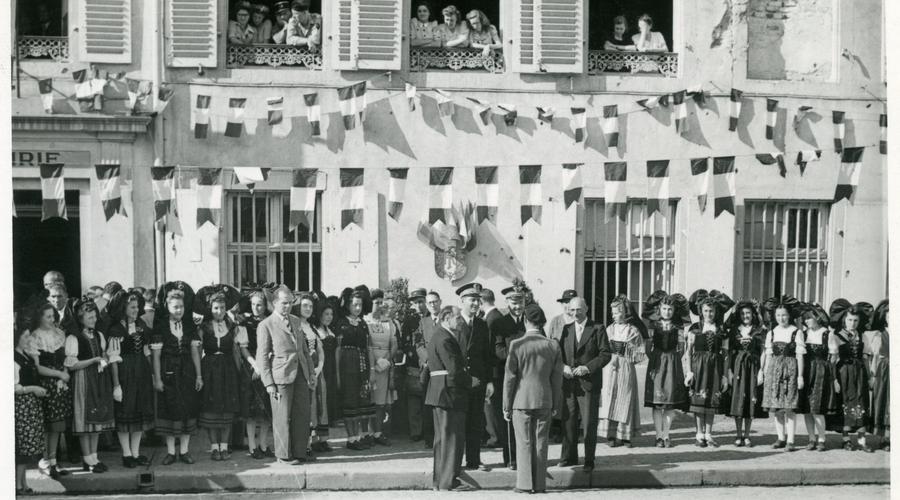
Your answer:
[409,0,504,73]
[587,0,677,77]
[746,0,834,81]
[16,0,69,62]
[225,0,324,69]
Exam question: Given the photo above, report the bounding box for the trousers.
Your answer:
[513,408,551,492]
[431,406,465,490]
[464,385,487,466]
[491,387,516,466]
[270,374,311,460]
[560,390,599,465]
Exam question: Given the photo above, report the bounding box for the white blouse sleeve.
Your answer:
[764,330,774,354]
[14,362,20,387]
[793,327,806,356]
[235,326,249,347]
[828,330,840,354]
[63,334,80,368]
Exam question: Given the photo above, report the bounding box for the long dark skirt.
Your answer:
[689,351,725,415]
[644,349,688,410]
[870,361,889,431]
[826,360,869,431]
[15,393,45,463]
[239,358,271,421]
[199,353,240,429]
[798,357,837,415]
[115,352,155,432]
[727,350,767,418]
[338,347,376,419]
[71,364,115,434]
[322,336,339,423]
[762,355,799,411]
[156,353,201,436]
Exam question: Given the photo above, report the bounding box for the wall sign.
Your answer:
[12,151,92,167]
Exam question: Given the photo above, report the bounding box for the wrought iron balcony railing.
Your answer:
[227,44,323,70]
[17,36,69,62]
[588,50,678,77]
[409,46,504,73]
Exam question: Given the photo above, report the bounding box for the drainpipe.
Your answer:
[149,0,166,287]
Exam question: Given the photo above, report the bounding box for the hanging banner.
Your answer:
[562,163,583,209]
[519,165,542,225]
[95,162,127,221]
[290,168,318,229]
[475,166,498,224]
[428,167,453,225]
[40,163,66,221]
[387,168,408,221]
[340,168,365,229]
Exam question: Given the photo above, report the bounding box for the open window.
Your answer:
[587,0,677,77]
[224,0,324,69]
[16,0,69,61]
[408,0,504,73]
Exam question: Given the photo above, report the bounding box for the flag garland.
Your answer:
[466,97,492,125]
[338,84,359,130]
[673,91,688,134]
[435,89,454,117]
[646,160,670,216]
[537,106,555,124]
[340,168,365,229]
[519,165,542,225]
[572,107,587,143]
[387,168,408,221]
[833,111,845,153]
[428,167,453,225]
[290,168,318,229]
[39,79,53,113]
[232,167,270,192]
[713,156,736,217]
[304,92,321,136]
[156,84,175,113]
[267,96,292,138]
[602,105,619,150]
[728,88,743,131]
[561,163,583,209]
[604,161,627,221]
[40,163,66,221]
[637,94,669,111]
[691,158,711,213]
[224,98,247,138]
[498,104,517,127]
[90,70,107,110]
[194,95,211,139]
[196,168,223,228]
[405,82,417,111]
[765,98,778,140]
[95,162,126,221]
[73,69,92,101]
[795,150,822,176]
[756,152,787,177]
[151,166,177,223]
[475,166,498,224]
[834,147,864,203]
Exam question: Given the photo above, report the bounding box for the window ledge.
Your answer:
[226,44,323,70]
[12,115,152,134]
[588,50,678,78]
[410,47,505,73]
[17,36,70,63]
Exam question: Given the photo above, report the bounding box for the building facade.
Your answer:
[12,0,888,320]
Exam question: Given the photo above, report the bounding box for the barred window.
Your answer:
[582,199,677,324]
[225,191,322,292]
[739,201,830,304]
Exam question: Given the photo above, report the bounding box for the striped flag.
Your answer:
[646,160,670,217]
[687,84,706,106]
[125,78,140,111]
[756,152,787,177]
[73,69,92,100]
[604,161,627,221]
[338,84,358,130]
[765,98,778,140]
[428,167,453,225]
[637,94,669,111]
[796,150,822,176]
[340,168,365,229]
[691,158,711,213]
[40,164,66,221]
[673,91,688,134]
[90,70,106,110]
[224,98,246,138]
[155,84,175,113]
[193,95,211,139]
[728,88,743,131]
[290,169,318,230]
[466,97,492,125]
[498,104,517,126]
[268,96,291,137]
[572,107,587,143]
[713,156,736,217]
[833,111,845,153]
[602,105,619,149]
[880,114,887,154]
[475,166,498,224]
[387,168,408,221]
[304,93,321,136]
[562,163,583,209]
[151,166,176,223]
[196,168,223,228]
[519,165,542,225]
[834,147,864,203]
[95,162,126,221]
[435,89,454,116]
[405,82,417,111]
[39,79,53,113]
[537,106,555,124]
[232,167,270,192]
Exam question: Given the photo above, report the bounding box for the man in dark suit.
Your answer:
[257,287,317,465]
[455,282,493,471]
[503,303,563,494]
[400,288,428,442]
[426,306,475,491]
[480,288,504,448]
[416,290,442,448]
[558,297,612,472]
[492,285,527,470]
[47,283,78,337]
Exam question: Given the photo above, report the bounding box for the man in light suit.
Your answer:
[503,303,563,494]
[257,287,316,465]
[558,297,611,472]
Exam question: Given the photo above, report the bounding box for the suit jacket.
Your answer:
[425,326,471,410]
[559,319,612,394]
[257,312,315,388]
[458,314,492,384]
[416,315,441,366]
[503,331,563,412]
[546,314,569,342]
[55,305,80,338]
[493,312,526,380]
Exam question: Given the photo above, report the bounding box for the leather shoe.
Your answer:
[513,488,532,494]
[94,462,108,473]
[179,453,195,465]
[509,463,517,471]
[211,449,221,461]
[276,458,300,466]
[558,459,577,467]
[161,454,177,466]
[373,435,391,446]
[122,456,136,468]
[477,464,490,471]
[135,455,150,466]
[583,463,595,472]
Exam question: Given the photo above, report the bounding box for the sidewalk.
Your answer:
[27,413,889,494]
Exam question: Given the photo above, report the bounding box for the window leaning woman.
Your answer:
[410,3,440,47]
[466,10,501,57]
[435,5,469,48]
[631,14,668,52]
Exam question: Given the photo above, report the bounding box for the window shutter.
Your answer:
[332,0,402,70]
[78,0,132,63]
[514,0,584,73]
[165,0,217,68]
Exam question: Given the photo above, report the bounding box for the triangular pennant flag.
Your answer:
[795,150,822,176]
[519,165,542,225]
[687,84,707,107]
[338,84,358,130]
[713,156,736,217]
[151,164,181,234]
[340,168,365,229]
[387,168,408,221]
[833,111,845,153]
[232,167,270,192]
[40,163,67,221]
[604,162,627,221]
[405,82,417,111]
[353,81,367,123]
[224,98,246,138]
[428,167,453,225]
[73,69,93,101]
[571,107,587,143]
[95,162,127,221]
[765,98,778,140]
[435,89,454,116]
[537,106,555,124]
[196,168,223,228]
[125,78,140,111]
[193,95,211,139]
[602,105,619,150]
[267,96,292,138]
[290,169,318,230]
[728,88,743,131]
[691,158,711,213]
[562,163,583,209]
[673,91,688,134]
[90,69,106,110]
[834,147,864,203]
[475,166,498,224]
[756,152,787,177]
[498,104,517,126]
[637,95,667,112]
[646,160,670,217]
[466,97,492,125]
[794,105,813,130]
[304,92,321,136]
[880,114,887,155]
[155,84,175,113]
[39,79,53,113]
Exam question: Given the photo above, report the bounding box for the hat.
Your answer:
[523,303,546,327]
[501,286,524,302]
[556,289,577,304]
[456,282,483,299]
[408,288,427,300]
[274,0,290,14]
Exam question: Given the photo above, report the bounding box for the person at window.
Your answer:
[466,10,501,57]
[632,14,668,52]
[31,4,62,37]
[271,1,293,44]
[604,15,636,51]
[410,3,440,47]
[228,2,257,45]
[436,5,469,49]
[286,1,322,51]
[250,4,273,44]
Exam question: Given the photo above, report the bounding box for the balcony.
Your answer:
[17,36,69,62]
[588,50,678,78]
[226,44,323,70]
[410,47,505,73]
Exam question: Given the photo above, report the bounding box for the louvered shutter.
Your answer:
[513,0,584,73]
[78,0,132,63]
[165,0,217,68]
[332,0,402,70]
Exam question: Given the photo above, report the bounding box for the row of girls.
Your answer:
[14,280,400,491]
[598,290,889,451]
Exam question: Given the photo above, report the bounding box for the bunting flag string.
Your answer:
[796,150,822,176]
[794,105,813,132]
[125,78,140,112]
[436,89,454,117]
[647,160,670,217]
[155,84,175,114]
[765,98,778,140]
[340,168,365,229]
[537,106,555,124]
[572,107,587,143]
[475,166,498,224]
[428,167,453,225]
[353,81,368,123]
[561,163,583,209]
[72,69,92,102]
[194,95,211,139]
[232,167,270,192]
[728,89,742,131]
[690,157,711,213]
[151,165,176,224]
[755,152,787,177]
[602,105,619,151]
[338,84,359,130]
[713,156,736,217]
[498,104,517,127]
[833,111,845,153]
[834,147,864,203]
[267,96,292,138]
[519,165,542,225]
[90,70,107,111]
[387,168,408,221]
[39,79,53,114]
[196,168,223,228]
[290,168,318,230]
[95,161,126,221]
[304,92,321,136]
[604,161,627,221]
[687,85,707,107]
[405,82,417,111]
[673,91,688,134]
[40,163,66,221]
[467,97,492,125]
[224,98,247,138]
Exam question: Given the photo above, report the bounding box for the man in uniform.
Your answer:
[401,288,429,442]
[417,289,442,448]
[491,283,528,470]
[480,288,503,448]
[455,282,493,471]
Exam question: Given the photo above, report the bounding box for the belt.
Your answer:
[430,369,448,377]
